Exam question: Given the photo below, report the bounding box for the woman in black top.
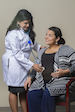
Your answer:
[41,52,55,83]
[24,27,75,112]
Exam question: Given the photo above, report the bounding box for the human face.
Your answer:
[45,29,57,46]
[18,19,31,31]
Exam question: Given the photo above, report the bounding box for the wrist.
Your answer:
[64,69,70,74]
[32,64,35,68]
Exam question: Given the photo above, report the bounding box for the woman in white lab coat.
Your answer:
[2,9,43,112]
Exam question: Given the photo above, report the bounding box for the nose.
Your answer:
[27,23,30,27]
[45,35,48,39]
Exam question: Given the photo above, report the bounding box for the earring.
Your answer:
[55,41,58,44]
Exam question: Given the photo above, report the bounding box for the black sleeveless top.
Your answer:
[41,52,56,83]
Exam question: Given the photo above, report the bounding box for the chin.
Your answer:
[24,29,29,32]
[24,30,27,32]
[45,42,50,45]
[24,28,29,32]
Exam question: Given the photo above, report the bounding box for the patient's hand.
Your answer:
[24,77,32,90]
[51,69,70,78]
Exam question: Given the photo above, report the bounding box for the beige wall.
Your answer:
[0,0,75,107]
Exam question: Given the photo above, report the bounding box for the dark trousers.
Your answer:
[27,88,56,112]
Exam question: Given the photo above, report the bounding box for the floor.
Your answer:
[0,106,75,112]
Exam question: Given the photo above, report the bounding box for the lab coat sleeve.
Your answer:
[33,41,41,53]
[6,33,34,71]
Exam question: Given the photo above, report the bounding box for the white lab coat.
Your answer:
[2,28,41,87]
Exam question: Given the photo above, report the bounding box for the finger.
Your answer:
[24,83,27,90]
[37,64,43,70]
[28,82,31,88]
[51,72,55,75]
[38,67,43,70]
[24,85,27,90]
[38,68,42,72]
[37,64,42,67]
[55,69,59,72]
[36,67,42,72]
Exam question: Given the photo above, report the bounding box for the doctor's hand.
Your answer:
[40,46,48,49]
[32,64,43,72]
[24,77,32,90]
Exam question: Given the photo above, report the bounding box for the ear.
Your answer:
[17,21,20,24]
[56,36,60,43]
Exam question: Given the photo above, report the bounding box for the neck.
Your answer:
[49,44,60,49]
[45,44,60,54]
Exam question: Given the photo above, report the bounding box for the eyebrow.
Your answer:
[24,22,31,24]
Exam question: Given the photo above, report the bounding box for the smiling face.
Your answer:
[45,29,60,46]
[17,19,31,31]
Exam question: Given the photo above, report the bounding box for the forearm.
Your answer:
[63,69,70,75]
[60,69,70,77]
[52,69,71,78]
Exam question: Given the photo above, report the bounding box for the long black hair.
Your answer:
[49,27,65,44]
[6,9,35,44]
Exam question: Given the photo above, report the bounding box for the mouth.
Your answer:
[45,39,49,42]
[24,27,29,29]
[24,27,29,31]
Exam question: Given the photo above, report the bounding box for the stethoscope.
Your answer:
[27,29,38,64]
[26,29,45,71]
[25,29,56,80]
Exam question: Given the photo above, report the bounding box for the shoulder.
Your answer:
[6,29,18,37]
[60,44,75,52]
[6,29,28,40]
[58,44,75,56]
[37,47,48,57]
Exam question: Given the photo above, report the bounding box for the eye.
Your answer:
[49,34,52,37]
[29,22,31,24]
[24,22,27,25]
